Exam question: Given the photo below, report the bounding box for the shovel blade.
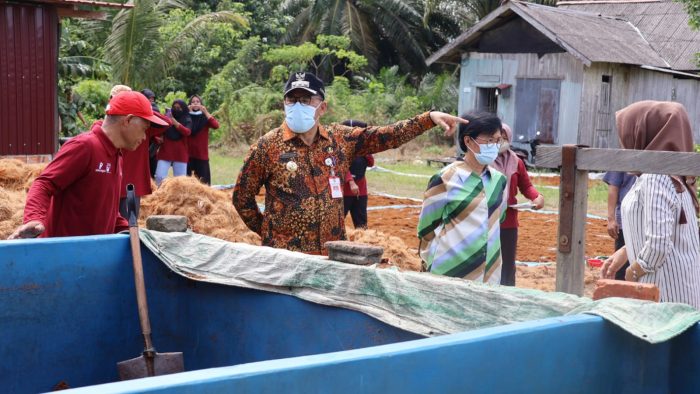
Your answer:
[117,352,184,380]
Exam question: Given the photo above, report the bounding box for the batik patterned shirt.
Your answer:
[418,160,507,283]
[233,112,435,254]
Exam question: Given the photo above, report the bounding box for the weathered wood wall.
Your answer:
[459,52,584,145]
[580,64,700,148]
[460,53,700,149]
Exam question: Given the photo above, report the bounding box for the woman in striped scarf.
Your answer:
[418,112,508,283]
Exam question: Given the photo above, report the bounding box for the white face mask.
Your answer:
[284,102,320,133]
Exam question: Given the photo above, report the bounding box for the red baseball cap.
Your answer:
[106,91,169,126]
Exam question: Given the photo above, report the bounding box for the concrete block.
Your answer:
[146,215,188,233]
[592,279,660,302]
[325,241,383,257]
[325,241,383,265]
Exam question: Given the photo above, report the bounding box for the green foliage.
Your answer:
[162,91,189,108]
[73,79,111,120]
[155,7,249,95]
[216,85,284,144]
[202,37,270,111]
[678,0,700,29]
[55,0,466,148]
[280,0,462,74]
[59,80,110,137]
[104,0,248,91]
[264,35,368,78]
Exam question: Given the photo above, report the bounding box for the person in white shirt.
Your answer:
[602,101,700,309]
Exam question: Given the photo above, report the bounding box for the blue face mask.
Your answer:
[469,143,500,165]
[285,102,319,133]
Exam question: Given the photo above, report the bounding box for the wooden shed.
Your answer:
[427,0,700,148]
[0,0,130,163]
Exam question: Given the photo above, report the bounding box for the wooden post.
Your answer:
[536,145,700,295]
[555,145,588,295]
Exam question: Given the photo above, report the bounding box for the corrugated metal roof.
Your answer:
[426,1,669,68]
[518,3,669,66]
[558,0,700,70]
[19,0,133,8]
[0,2,58,155]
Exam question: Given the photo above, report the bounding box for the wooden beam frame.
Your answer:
[57,6,106,20]
[537,146,700,175]
[535,145,700,295]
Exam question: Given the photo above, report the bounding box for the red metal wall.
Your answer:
[0,2,58,156]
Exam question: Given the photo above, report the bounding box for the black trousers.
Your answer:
[500,228,518,286]
[118,196,140,221]
[344,196,368,228]
[188,158,211,185]
[149,155,158,178]
[614,229,629,280]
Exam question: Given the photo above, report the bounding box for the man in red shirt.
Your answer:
[92,87,170,219]
[7,91,169,239]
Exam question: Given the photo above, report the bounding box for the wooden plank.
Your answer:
[56,7,106,20]
[534,145,562,168]
[556,154,588,296]
[536,146,700,176]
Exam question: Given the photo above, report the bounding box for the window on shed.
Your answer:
[594,75,613,148]
[514,79,560,144]
[476,88,498,114]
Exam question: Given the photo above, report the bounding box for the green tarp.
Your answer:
[140,229,700,344]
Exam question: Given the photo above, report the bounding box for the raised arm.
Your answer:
[351,112,465,157]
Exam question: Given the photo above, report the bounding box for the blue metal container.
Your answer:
[1,235,698,393]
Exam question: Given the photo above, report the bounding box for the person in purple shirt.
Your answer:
[602,171,637,280]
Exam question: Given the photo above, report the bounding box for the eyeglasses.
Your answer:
[472,137,503,148]
[284,95,323,105]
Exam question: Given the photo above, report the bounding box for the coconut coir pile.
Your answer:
[0,159,45,239]
[345,228,423,271]
[139,177,261,245]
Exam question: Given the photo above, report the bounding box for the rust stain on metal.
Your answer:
[183,272,207,280]
[0,283,41,292]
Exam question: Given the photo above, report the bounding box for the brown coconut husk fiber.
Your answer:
[0,160,46,239]
[139,176,261,245]
[0,159,45,191]
[0,188,26,239]
[346,228,423,272]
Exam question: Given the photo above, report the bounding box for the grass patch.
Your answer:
[209,148,609,216]
[210,152,243,186]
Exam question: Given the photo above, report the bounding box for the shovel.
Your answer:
[117,184,184,380]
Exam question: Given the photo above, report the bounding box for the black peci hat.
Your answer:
[284,71,325,99]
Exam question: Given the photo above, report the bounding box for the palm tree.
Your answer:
[427,0,557,26]
[104,0,247,90]
[280,0,462,75]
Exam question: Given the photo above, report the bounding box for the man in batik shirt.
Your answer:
[233,71,466,254]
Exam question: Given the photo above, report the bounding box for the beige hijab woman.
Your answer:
[603,100,700,309]
[616,100,699,214]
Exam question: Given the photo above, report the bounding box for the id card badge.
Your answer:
[329,176,343,198]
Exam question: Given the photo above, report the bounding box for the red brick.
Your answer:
[592,279,660,302]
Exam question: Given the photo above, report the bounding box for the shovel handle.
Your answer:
[126,184,154,353]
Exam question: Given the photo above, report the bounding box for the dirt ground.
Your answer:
[364,194,612,297]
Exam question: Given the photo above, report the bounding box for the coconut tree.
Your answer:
[279,0,462,74]
[104,0,248,90]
